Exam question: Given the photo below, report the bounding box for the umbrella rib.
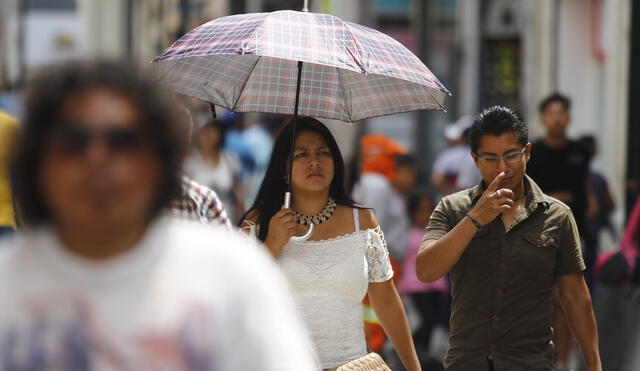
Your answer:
[425,86,447,112]
[335,66,354,122]
[230,55,263,112]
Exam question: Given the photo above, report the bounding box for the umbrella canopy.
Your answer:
[153,10,449,122]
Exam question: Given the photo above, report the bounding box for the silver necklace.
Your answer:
[293,198,336,226]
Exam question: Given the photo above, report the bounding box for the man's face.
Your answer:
[473,132,531,192]
[39,88,163,233]
[541,101,570,138]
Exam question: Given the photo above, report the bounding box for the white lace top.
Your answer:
[277,209,394,369]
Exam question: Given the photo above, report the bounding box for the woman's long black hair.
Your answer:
[239,117,361,241]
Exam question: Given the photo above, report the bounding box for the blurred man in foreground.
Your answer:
[1,60,315,370]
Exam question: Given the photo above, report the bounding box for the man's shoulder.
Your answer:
[439,187,477,210]
[538,192,573,216]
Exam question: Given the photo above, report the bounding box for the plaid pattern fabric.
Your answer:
[166,175,232,229]
[153,10,449,122]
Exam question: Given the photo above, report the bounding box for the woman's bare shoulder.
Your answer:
[357,208,378,230]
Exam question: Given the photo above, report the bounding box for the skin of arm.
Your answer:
[416,172,513,283]
[557,273,602,371]
[368,280,421,371]
[362,210,420,371]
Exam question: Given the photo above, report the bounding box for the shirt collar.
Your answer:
[469,175,549,211]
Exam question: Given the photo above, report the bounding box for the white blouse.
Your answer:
[277,209,393,369]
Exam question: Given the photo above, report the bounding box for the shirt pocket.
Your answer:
[521,232,557,281]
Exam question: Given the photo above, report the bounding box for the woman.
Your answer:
[1,60,315,371]
[240,117,421,371]
[184,118,242,222]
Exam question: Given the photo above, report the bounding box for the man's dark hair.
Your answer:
[468,106,528,153]
[538,92,571,113]
[395,154,416,168]
[11,59,185,226]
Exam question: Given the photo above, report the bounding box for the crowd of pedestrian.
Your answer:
[1,58,638,371]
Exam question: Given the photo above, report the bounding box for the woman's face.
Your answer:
[290,130,335,194]
[39,88,163,233]
[196,125,222,151]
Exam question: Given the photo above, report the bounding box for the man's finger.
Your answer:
[500,198,515,208]
[487,172,506,191]
[498,188,515,199]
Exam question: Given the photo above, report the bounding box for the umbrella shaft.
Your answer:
[287,60,304,194]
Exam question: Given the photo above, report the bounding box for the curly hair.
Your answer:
[11,59,186,226]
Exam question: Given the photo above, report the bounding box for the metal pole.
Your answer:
[287,60,304,195]
[285,60,314,241]
[302,0,309,12]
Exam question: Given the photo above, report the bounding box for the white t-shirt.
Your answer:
[0,217,316,371]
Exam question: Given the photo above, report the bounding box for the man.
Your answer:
[1,60,316,370]
[431,115,478,200]
[526,93,593,369]
[0,109,19,237]
[527,93,591,236]
[416,106,600,371]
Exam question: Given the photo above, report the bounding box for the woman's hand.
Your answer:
[264,208,296,256]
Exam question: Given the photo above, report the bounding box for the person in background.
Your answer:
[351,136,412,355]
[431,115,477,200]
[183,117,242,223]
[398,190,449,364]
[578,135,616,292]
[526,93,592,370]
[167,104,231,229]
[352,134,408,259]
[417,106,600,371]
[240,117,421,371]
[1,60,316,371]
[0,109,19,238]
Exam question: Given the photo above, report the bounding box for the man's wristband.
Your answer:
[466,213,484,229]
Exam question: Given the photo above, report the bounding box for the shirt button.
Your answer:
[492,315,498,321]
[499,263,507,270]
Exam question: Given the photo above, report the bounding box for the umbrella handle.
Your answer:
[284,191,314,241]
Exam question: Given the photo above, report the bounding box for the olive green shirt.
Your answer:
[424,175,585,371]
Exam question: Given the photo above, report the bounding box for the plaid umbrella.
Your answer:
[153,8,450,240]
[152,10,449,122]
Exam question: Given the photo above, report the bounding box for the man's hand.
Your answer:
[468,172,514,226]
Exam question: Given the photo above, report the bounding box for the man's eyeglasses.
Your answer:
[476,146,527,164]
[50,125,145,155]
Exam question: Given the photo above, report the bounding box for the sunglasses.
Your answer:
[49,125,145,155]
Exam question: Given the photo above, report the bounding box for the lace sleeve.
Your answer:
[366,226,394,282]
